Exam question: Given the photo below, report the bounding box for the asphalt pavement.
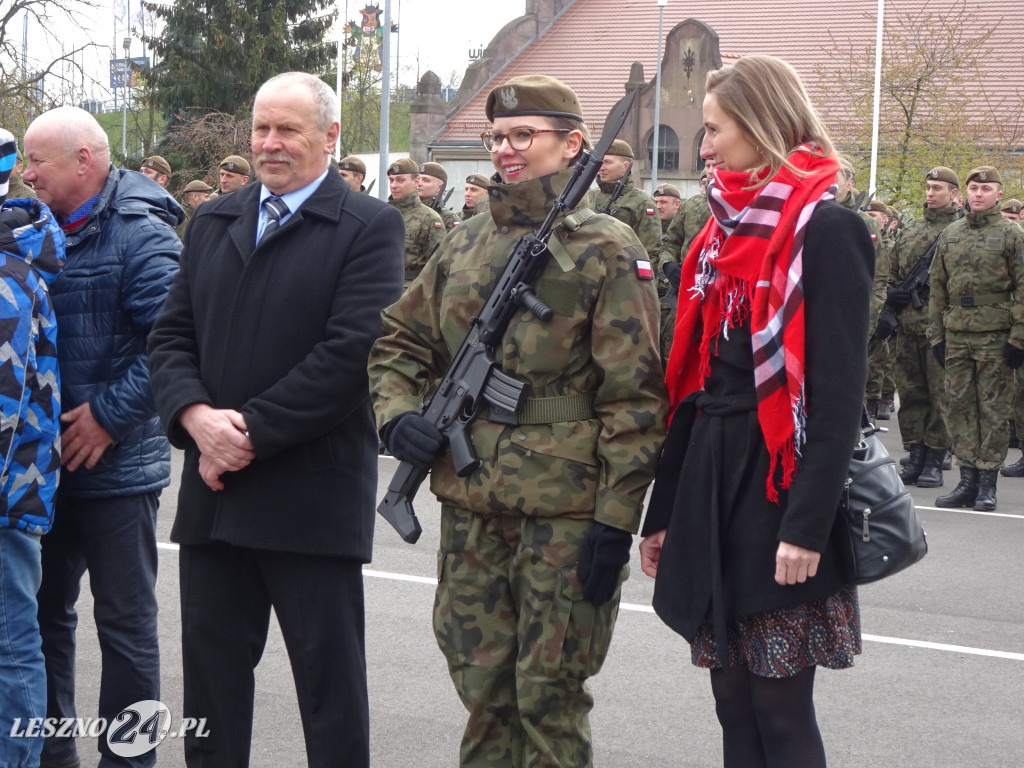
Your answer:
[63,416,1024,767]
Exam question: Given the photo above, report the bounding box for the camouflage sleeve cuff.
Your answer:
[375,396,424,435]
[594,484,643,534]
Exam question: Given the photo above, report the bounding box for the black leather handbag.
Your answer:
[834,411,928,585]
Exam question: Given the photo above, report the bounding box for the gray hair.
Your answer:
[257,72,338,132]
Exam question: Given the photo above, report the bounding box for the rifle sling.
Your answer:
[547,208,596,272]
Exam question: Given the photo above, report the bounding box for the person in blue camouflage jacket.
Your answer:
[0,129,64,768]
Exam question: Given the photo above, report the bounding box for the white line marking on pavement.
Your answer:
[916,505,1024,519]
[156,544,1024,661]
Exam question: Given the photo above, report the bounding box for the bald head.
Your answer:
[23,106,111,219]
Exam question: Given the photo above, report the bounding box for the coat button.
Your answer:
[501,226,509,234]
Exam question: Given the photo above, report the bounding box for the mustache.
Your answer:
[256,152,294,168]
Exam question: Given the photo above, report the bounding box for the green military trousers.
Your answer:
[895,331,949,450]
[944,331,1014,469]
[434,503,624,768]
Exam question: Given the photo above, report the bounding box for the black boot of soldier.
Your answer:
[898,444,927,484]
[916,448,945,488]
[876,393,893,420]
[935,467,978,508]
[942,448,953,470]
[1000,453,1024,477]
[974,469,998,511]
[866,398,879,421]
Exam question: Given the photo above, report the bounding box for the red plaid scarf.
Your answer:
[665,145,840,501]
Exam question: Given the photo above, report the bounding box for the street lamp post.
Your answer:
[652,0,668,189]
[121,37,130,159]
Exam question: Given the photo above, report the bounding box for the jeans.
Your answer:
[36,491,161,768]
[0,527,46,768]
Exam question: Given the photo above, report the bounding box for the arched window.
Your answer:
[646,125,679,172]
[694,129,706,171]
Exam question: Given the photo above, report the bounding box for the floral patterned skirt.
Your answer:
[691,586,862,678]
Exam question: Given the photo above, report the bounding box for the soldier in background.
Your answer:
[662,169,710,263]
[8,149,37,199]
[591,139,663,261]
[387,158,445,287]
[652,183,682,234]
[884,167,960,488]
[1000,198,1023,225]
[139,155,171,187]
[339,156,367,192]
[461,173,490,220]
[929,166,1024,511]
[417,161,458,231]
[1000,198,1024,475]
[864,199,898,420]
[369,74,666,768]
[176,179,213,240]
[218,155,250,195]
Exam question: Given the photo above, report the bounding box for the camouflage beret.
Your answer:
[219,155,251,175]
[1001,198,1022,214]
[965,166,1002,186]
[485,75,583,122]
[653,184,681,199]
[926,166,959,188]
[339,155,366,174]
[142,155,171,176]
[606,139,633,159]
[465,173,491,189]
[183,179,213,193]
[387,158,419,176]
[866,200,889,214]
[418,162,447,184]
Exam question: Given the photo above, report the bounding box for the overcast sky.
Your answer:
[22,0,525,103]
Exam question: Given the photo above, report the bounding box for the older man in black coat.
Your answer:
[148,72,404,767]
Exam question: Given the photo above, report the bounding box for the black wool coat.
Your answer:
[148,170,404,561]
[642,201,875,644]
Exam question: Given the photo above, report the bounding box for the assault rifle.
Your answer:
[365,179,376,195]
[874,233,942,341]
[429,186,455,213]
[377,91,638,543]
[600,163,630,216]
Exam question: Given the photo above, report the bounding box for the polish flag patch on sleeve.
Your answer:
[645,207,656,216]
[636,259,654,280]
[433,221,443,229]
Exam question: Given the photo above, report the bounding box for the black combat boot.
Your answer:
[898,444,927,484]
[942,449,953,470]
[1000,452,1024,477]
[974,469,998,511]
[916,447,945,488]
[866,398,879,420]
[935,467,978,508]
[876,393,893,420]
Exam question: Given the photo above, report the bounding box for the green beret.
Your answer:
[653,184,681,199]
[1001,199,1022,214]
[340,156,366,174]
[465,173,491,189]
[15,148,22,163]
[606,139,633,158]
[485,75,583,122]
[926,166,959,188]
[866,200,889,214]
[386,158,419,176]
[418,162,447,184]
[219,155,251,175]
[886,205,899,218]
[183,180,213,193]
[142,155,171,176]
[965,166,1001,186]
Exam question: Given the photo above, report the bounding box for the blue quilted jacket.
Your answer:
[0,198,64,533]
[51,167,182,498]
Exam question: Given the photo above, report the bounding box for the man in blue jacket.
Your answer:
[0,128,64,768]
[23,107,182,768]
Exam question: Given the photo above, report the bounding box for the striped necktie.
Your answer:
[259,195,289,244]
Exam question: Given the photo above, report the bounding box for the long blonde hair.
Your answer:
[706,55,833,187]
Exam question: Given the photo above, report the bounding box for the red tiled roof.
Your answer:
[434,0,1024,147]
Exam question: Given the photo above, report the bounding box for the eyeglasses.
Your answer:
[480,127,571,152]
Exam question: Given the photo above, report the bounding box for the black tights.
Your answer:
[709,664,826,768]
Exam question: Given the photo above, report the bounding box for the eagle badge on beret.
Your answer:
[389,165,399,174]
[980,171,988,181]
[930,170,938,179]
[500,86,518,110]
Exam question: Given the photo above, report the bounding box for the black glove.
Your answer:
[885,287,912,308]
[1004,342,1024,369]
[384,412,443,470]
[577,522,632,607]
[662,260,682,287]
[931,342,946,368]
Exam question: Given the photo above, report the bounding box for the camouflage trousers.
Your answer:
[434,504,624,768]
[944,331,1014,469]
[865,336,896,400]
[1014,368,1024,433]
[895,331,949,449]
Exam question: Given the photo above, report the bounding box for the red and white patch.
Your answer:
[645,207,656,216]
[636,259,654,280]
[433,221,443,229]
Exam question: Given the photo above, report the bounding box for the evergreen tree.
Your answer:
[145,0,336,122]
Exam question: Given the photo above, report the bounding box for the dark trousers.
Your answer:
[179,542,369,768]
[36,491,161,768]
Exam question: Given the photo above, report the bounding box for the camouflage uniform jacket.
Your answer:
[389,190,445,284]
[459,197,490,222]
[176,201,195,242]
[7,176,37,200]
[886,204,959,336]
[929,203,1024,348]
[591,177,663,261]
[839,192,886,327]
[369,167,668,533]
[662,192,711,266]
[424,198,458,231]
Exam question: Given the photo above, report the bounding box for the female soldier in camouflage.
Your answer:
[368,75,667,767]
